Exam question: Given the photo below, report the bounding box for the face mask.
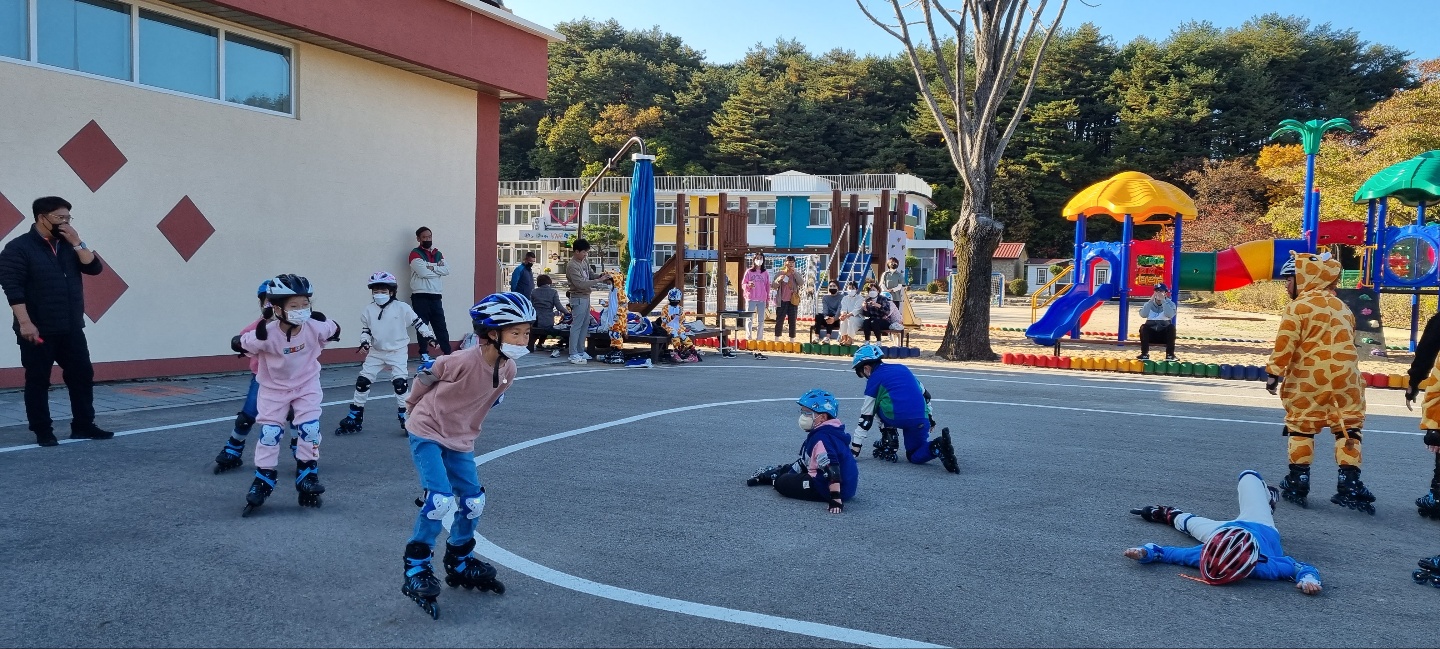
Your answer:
[285,307,311,325]
[798,413,815,432]
[868,290,878,298]
[373,293,391,306]
[420,241,433,250]
[754,260,763,267]
[889,264,898,269]
[499,343,529,360]
[829,288,838,295]
[847,289,857,296]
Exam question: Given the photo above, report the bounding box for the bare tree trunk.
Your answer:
[939,191,1002,360]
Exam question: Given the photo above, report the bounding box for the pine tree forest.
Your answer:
[500,15,1425,259]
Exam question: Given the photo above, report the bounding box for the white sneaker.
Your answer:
[582,352,593,360]
[550,350,561,358]
[569,356,588,365]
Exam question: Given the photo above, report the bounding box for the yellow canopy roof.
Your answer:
[1062,171,1197,224]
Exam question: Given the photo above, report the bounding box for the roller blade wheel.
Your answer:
[242,469,276,517]
[445,573,505,594]
[935,428,958,474]
[334,417,363,436]
[1417,493,1440,519]
[1282,491,1308,509]
[298,493,323,508]
[1329,493,1376,515]
[1413,568,1440,588]
[404,591,441,620]
[213,452,244,475]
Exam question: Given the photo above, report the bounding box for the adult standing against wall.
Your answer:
[564,239,609,365]
[510,251,536,300]
[409,227,451,354]
[771,256,801,342]
[741,253,771,343]
[0,197,110,446]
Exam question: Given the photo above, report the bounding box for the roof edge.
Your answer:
[445,0,565,42]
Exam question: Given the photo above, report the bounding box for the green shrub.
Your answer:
[926,280,944,294]
[1006,278,1028,296]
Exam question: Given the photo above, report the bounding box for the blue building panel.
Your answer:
[774,197,833,249]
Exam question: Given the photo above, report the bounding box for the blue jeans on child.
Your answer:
[408,433,484,546]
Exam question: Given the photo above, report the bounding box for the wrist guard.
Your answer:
[1425,430,1440,447]
[828,497,843,512]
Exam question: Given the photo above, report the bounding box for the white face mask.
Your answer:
[286,307,311,325]
[867,290,879,298]
[499,343,530,360]
[373,293,391,306]
[798,413,815,432]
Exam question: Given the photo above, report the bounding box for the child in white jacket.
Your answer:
[335,272,436,435]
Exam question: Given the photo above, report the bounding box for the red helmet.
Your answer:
[1198,527,1259,585]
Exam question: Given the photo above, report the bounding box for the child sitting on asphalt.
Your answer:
[746,389,858,514]
[1125,469,1322,596]
[233,274,341,516]
[399,292,533,620]
[849,344,957,473]
[335,271,436,436]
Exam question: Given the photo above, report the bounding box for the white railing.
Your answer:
[498,173,933,198]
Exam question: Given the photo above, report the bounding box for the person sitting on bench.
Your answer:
[529,274,568,353]
[814,280,842,342]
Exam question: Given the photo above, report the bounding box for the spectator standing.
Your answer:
[0,196,110,446]
[771,256,801,342]
[880,256,906,305]
[564,239,609,365]
[509,251,536,300]
[409,227,452,354]
[741,254,770,342]
[1137,284,1178,362]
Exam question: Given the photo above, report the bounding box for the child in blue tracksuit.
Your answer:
[1125,470,1323,595]
[746,389,858,514]
[849,344,958,473]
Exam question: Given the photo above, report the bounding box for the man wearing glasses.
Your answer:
[0,197,110,447]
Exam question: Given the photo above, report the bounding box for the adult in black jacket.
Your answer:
[0,197,109,446]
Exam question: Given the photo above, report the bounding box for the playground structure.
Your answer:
[1353,150,1440,350]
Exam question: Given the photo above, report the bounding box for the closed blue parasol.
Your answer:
[626,153,656,304]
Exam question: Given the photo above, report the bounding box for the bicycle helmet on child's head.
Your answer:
[667,287,683,304]
[852,344,885,377]
[264,274,312,305]
[797,388,838,417]
[470,292,536,333]
[256,280,271,299]
[1196,527,1259,585]
[367,271,399,290]
[1278,255,1297,278]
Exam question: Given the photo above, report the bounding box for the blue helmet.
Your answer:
[797,388,838,417]
[852,344,884,376]
[667,287,683,303]
[256,280,270,299]
[470,292,536,331]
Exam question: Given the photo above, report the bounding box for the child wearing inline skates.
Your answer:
[1405,311,1440,521]
[1265,252,1371,513]
[745,389,858,514]
[849,344,958,473]
[1125,470,1322,596]
[400,292,533,620]
[335,272,436,436]
[213,280,273,473]
[233,274,340,516]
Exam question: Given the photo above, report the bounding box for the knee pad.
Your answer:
[457,488,486,520]
[355,376,373,393]
[420,490,457,521]
[234,411,256,434]
[1335,428,1363,442]
[295,420,321,445]
[1282,428,1315,439]
[392,377,409,395]
[259,424,284,446]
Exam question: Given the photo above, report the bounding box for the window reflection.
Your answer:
[225,33,290,113]
[0,0,25,60]
[139,10,216,98]
[37,0,131,81]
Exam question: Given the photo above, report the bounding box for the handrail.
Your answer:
[1030,265,1076,323]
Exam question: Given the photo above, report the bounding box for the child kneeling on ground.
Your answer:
[1125,469,1322,596]
[399,292,533,620]
[746,389,858,514]
[850,344,958,473]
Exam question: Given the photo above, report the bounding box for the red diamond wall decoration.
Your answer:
[83,255,128,322]
[156,196,214,261]
[0,191,25,237]
[58,121,127,192]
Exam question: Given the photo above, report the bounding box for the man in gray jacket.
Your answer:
[1137,283,1178,362]
[565,239,609,365]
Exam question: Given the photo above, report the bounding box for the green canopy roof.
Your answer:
[1354,151,1440,207]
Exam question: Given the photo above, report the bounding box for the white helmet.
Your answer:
[367,271,398,289]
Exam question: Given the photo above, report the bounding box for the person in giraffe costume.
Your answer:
[1265,251,1372,514]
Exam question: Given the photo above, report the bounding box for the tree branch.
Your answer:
[928,0,971,149]
[853,0,905,41]
[996,0,1069,164]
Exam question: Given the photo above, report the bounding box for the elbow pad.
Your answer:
[858,414,874,431]
[823,463,841,483]
[328,323,341,342]
[231,335,245,355]
[1425,430,1440,447]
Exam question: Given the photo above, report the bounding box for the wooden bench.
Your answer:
[626,328,725,363]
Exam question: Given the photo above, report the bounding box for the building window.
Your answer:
[38,0,131,81]
[0,0,27,60]
[139,9,217,98]
[224,33,291,113]
[1094,267,1109,286]
[654,243,674,268]
[497,204,511,225]
[729,200,776,225]
[513,204,538,226]
[655,201,675,226]
[809,201,831,227]
[1035,267,1048,287]
[588,201,620,228]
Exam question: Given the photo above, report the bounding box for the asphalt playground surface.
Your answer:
[3,353,1440,647]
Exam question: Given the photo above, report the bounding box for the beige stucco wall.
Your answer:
[0,40,478,369]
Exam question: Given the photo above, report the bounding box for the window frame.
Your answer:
[1,0,296,118]
[808,200,831,228]
[655,200,676,226]
[497,204,512,225]
[653,243,675,268]
[587,200,621,228]
[512,203,538,226]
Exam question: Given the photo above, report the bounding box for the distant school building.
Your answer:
[0,0,558,385]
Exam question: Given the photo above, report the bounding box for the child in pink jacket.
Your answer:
[235,274,340,516]
[400,292,533,620]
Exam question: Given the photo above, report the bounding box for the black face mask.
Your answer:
[420,241,433,250]
[829,288,838,294]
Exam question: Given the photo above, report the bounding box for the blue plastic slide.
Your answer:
[1025,281,1117,346]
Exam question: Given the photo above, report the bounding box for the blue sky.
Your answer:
[506,0,1435,63]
